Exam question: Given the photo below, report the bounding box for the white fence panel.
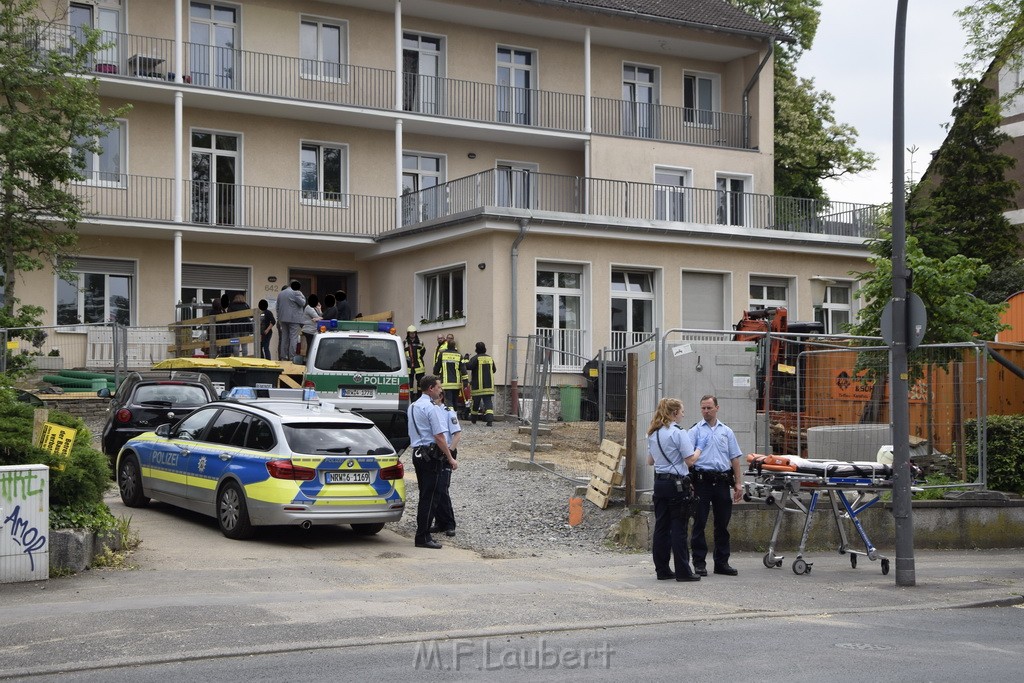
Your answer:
[1,464,50,583]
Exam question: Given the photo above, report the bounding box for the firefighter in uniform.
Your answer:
[467,341,497,425]
[434,339,464,408]
[405,325,426,398]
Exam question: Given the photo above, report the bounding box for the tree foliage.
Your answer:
[728,0,876,201]
[908,78,1021,269]
[0,0,129,329]
[956,0,1024,102]
[849,235,1008,344]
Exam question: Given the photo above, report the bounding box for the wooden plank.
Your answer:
[585,486,609,509]
[589,477,611,496]
[277,373,301,389]
[600,439,624,458]
[597,450,622,471]
[591,463,617,484]
[610,471,623,486]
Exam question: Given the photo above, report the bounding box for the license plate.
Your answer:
[341,388,374,398]
[326,471,371,484]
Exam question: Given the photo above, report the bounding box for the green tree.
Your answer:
[729,0,876,201]
[957,0,1024,101]
[0,0,128,331]
[908,78,1021,270]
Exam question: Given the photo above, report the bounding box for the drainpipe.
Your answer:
[742,41,773,150]
[509,217,530,415]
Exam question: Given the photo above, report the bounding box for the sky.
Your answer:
[797,0,969,206]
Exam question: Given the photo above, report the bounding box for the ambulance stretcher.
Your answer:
[742,454,919,576]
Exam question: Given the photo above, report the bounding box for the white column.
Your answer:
[395,119,403,229]
[173,0,183,223]
[173,231,182,315]
[395,0,402,111]
[584,27,591,134]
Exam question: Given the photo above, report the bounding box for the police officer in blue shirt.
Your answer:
[428,390,462,537]
[688,394,744,576]
[407,375,458,549]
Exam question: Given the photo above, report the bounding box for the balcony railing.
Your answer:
[402,169,882,239]
[591,96,749,149]
[536,327,587,371]
[31,22,754,147]
[65,174,393,237]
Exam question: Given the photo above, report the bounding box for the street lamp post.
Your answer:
[891,0,916,586]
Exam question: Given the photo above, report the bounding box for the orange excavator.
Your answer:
[734,307,823,412]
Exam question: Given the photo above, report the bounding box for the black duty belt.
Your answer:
[693,469,733,483]
[655,473,689,481]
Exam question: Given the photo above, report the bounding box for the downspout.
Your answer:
[509,217,530,416]
[742,41,773,150]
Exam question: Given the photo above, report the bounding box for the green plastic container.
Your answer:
[559,385,582,422]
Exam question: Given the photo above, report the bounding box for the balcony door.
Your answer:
[403,33,442,115]
[497,47,535,125]
[654,168,690,222]
[622,64,657,138]
[69,2,120,71]
[191,131,239,226]
[495,163,535,209]
[611,270,654,358]
[190,2,238,89]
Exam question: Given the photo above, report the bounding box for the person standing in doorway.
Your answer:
[467,341,497,425]
[335,290,352,320]
[689,394,744,577]
[300,293,322,358]
[276,280,306,362]
[257,299,275,360]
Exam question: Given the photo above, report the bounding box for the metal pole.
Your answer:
[891,0,916,586]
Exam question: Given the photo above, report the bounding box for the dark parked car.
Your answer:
[99,371,218,460]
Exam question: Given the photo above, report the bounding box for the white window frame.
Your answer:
[299,16,349,83]
[683,71,720,127]
[610,268,657,354]
[55,257,135,329]
[69,1,121,68]
[716,172,752,227]
[654,166,692,222]
[401,151,446,224]
[815,281,854,335]
[300,140,349,206]
[622,62,659,139]
[496,45,536,125]
[748,276,790,312]
[536,262,588,371]
[495,160,538,209]
[74,118,127,187]
[416,263,466,327]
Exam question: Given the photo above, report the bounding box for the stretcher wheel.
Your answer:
[765,494,775,506]
[850,554,857,569]
[743,493,752,502]
[792,558,808,575]
[881,558,890,575]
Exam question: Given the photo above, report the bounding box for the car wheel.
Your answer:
[351,522,386,536]
[118,454,150,508]
[217,481,255,540]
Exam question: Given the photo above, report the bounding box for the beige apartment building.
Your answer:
[18,0,878,380]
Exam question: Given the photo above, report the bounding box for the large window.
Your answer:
[301,141,347,203]
[56,257,134,326]
[815,283,852,334]
[420,265,465,324]
[179,263,249,320]
[401,152,444,224]
[403,32,443,114]
[189,2,238,89]
[74,120,125,185]
[654,167,690,222]
[611,270,654,354]
[684,72,718,126]
[716,173,750,227]
[300,17,346,80]
[536,264,585,368]
[749,277,789,312]
[622,64,657,138]
[495,162,536,209]
[496,46,535,125]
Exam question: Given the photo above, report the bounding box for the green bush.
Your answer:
[965,415,1024,495]
[0,388,110,510]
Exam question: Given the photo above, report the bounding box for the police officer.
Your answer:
[428,389,461,537]
[647,397,702,582]
[406,375,457,549]
[689,394,743,576]
[467,341,497,426]
[405,325,426,398]
[434,338,463,408]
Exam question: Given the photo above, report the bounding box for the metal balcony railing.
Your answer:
[402,169,882,239]
[64,174,394,237]
[536,327,586,371]
[591,96,749,149]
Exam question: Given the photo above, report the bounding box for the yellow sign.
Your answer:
[38,422,77,470]
[5,340,17,350]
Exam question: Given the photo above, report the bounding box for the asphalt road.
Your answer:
[1,492,1022,681]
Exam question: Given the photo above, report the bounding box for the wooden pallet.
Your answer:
[585,439,625,509]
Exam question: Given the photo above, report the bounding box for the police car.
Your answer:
[116,400,405,539]
[302,320,409,410]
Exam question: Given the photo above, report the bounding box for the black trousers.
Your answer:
[652,478,693,578]
[413,456,443,544]
[691,476,733,569]
[429,466,456,532]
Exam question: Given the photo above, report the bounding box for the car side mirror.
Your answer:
[97,387,111,398]
[155,423,171,438]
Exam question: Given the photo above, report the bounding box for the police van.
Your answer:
[302,320,410,411]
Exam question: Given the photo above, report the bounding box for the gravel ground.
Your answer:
[84,413,631,557]
[392,420,631,558]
